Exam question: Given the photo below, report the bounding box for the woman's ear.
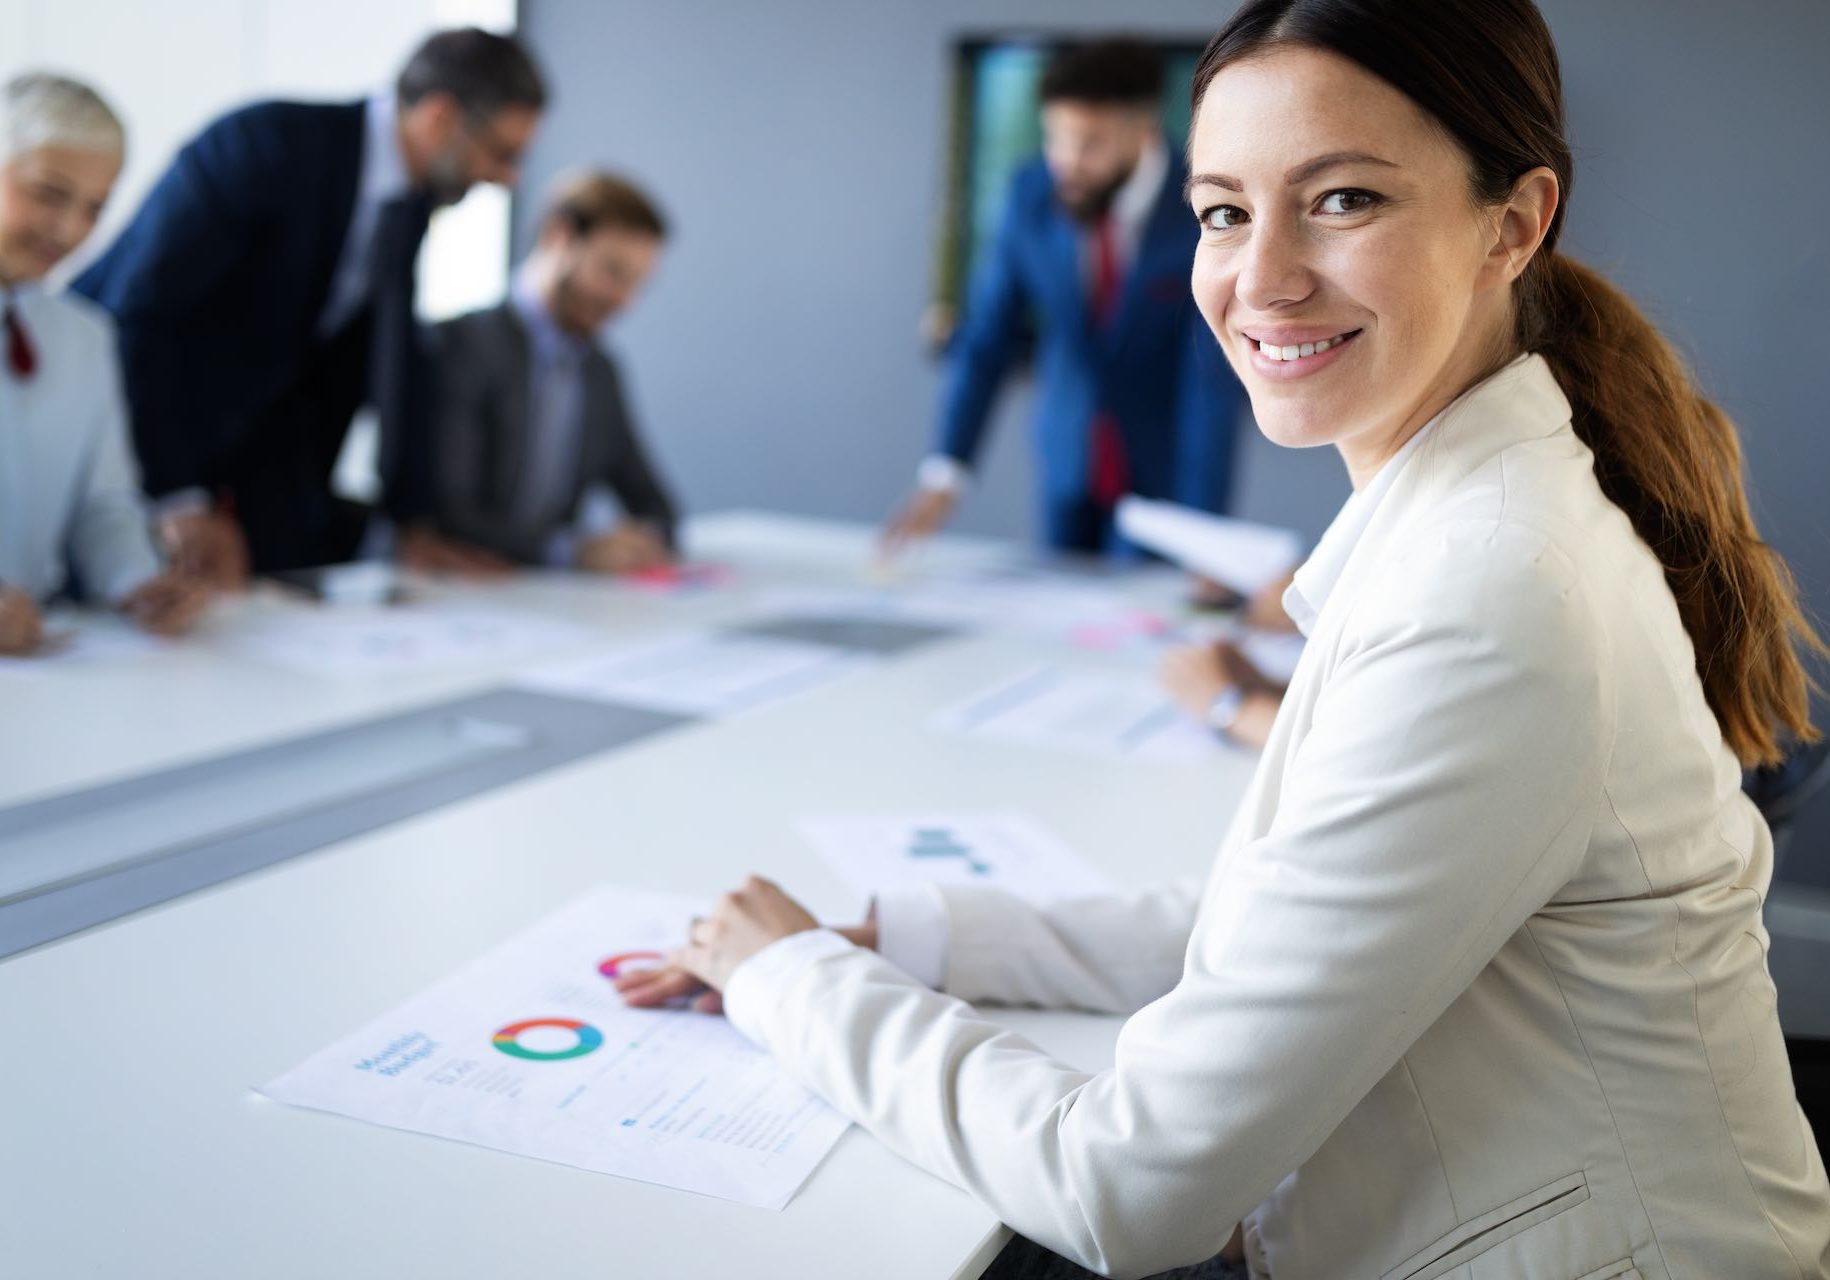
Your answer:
[1484,166,1560,287]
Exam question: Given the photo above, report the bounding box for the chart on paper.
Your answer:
[259,887,849,1209]
[799,811,1116,902]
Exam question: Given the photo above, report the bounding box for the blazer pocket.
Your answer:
[1380,1172,1590,1280]
[1572,1261,1641,1280]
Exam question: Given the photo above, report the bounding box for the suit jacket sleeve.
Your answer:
[724,524,1612,1278]
[65,314,163,603]
[934,172,1036,469]
[594,354,679,546]
[1172,312,1242,514]
[73,107,283,497]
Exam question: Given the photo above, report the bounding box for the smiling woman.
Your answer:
[0,73,210,650]
[1186,0,1824,770]
[618,3,1830,1277]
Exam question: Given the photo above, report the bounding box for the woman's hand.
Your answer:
[0,588,46,655]
[1160,642,1234,718]
[615,876,876,1015]
[1160,640,1286,751]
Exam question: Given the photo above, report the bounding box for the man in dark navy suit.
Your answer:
[883,39,1244,556]
[75,28,546,580]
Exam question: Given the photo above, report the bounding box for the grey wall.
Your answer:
[519,0,1830,860]
[514,0,1336,546]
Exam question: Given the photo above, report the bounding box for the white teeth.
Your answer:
[1256,332,1353,361]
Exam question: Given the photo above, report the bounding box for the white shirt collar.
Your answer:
[360,92,412,209]
[1112,135,1168,241]
[1282,353,1553,636]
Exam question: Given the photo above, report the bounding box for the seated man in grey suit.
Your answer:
[426,169,678,573]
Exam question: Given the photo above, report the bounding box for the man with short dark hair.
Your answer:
[883,38,1243,556]
[424,170,680,574]
[75,28,546,579]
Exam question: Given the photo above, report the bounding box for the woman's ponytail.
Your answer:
[1521,253,1824,767]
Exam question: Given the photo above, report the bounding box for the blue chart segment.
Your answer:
[907,827,992,876]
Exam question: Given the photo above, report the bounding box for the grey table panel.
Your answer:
[728,614,963,656]
[0,688,688,959]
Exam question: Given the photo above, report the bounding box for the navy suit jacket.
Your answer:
[938,153,1242,547]
[74,101,418,513]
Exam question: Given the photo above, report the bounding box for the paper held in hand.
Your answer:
[1115,497,1302,597]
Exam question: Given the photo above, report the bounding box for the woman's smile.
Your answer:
[1242,325,1364,378]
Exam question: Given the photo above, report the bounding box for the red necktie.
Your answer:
[1087,217,1129,508]
[4,296,37,379]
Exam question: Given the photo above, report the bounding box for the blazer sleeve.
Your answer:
[874,879,1205,1014]
[73,107,283,497]
[594,354,680,546]
[934,172,1037,470]
[64,314,162,603]
[1172,313,1242,514]
[725,522,1613,1279]
[425,319,545,565]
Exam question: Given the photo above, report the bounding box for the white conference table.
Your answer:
[0,511,1259,1280]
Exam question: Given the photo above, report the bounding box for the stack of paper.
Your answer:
[516,630,870,717]
[934,665,1225,763]
[260,887,850,1209]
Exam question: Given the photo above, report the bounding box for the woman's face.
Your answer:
[1188,46,1530,485]
[0,145,120,283]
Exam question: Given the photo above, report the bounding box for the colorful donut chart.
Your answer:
[598,950,666,981]
[491,1017,604,1061]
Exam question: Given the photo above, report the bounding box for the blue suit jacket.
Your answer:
[74,101,405,506]
[938,154,1241,548]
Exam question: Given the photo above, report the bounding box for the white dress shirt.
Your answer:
[728,355,1830,1279]
[0,285,162,602]
[918,137,1170,496]
[316,92,411,339]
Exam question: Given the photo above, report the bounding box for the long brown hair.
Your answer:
[1193,0,1824,767]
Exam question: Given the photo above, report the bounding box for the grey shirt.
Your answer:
[0,286,162,602]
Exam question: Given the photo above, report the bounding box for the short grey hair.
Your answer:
[3,72,126,161]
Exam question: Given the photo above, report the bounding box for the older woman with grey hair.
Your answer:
[0,71,207,654]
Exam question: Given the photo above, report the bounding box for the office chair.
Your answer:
[1748,740,1830,1163]
[1746,739,1830,877]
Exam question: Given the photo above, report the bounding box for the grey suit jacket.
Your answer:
[426,303,678,565]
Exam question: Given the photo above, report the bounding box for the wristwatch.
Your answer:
[1205,685,1247,739]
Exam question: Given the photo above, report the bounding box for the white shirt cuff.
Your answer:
[154,487,212,520]
[916,454,971,495]
[723,927,856,1047]
[871,884,951,990]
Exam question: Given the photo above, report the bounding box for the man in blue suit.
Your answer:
[884,39,1242,555]
[74,29,545,580]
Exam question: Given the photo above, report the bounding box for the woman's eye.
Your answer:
[1317,189,1380,216]
[1200,204,1248,232]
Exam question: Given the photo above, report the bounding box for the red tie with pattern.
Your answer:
[4,294,37,379]
[1088,216,1129,508]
